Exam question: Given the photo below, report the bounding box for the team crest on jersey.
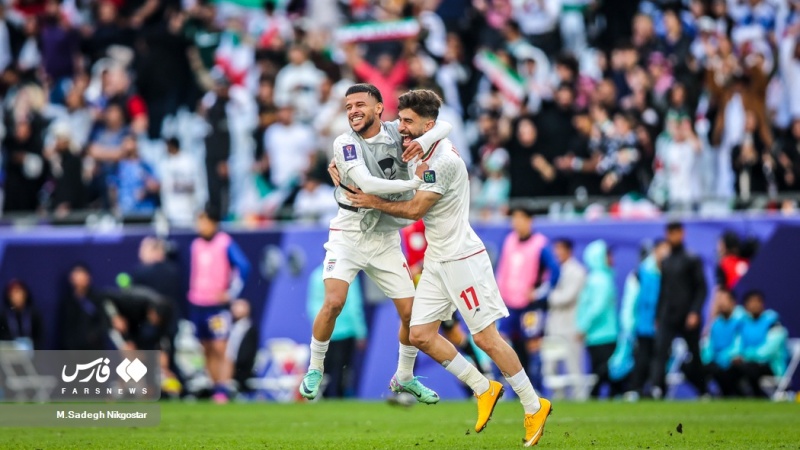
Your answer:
[326,259,337,272]
[343,145,357,161]
[423,170,436,183]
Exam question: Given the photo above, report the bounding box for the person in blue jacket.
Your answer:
[619,239,671,398]
[576,240,621,398]
[735,290,789,398]
[702,288,745,397]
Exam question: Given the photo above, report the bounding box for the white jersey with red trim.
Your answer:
[416,138,484,262]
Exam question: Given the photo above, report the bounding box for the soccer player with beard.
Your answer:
[299,84,451,403]
[344,90,553,447]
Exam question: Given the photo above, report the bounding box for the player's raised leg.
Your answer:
[366,236,439,404]
[300,278,350,400]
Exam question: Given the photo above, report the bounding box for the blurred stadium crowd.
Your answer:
[1,0,800,225]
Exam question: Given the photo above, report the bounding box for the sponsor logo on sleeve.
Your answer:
[423,170,436,183]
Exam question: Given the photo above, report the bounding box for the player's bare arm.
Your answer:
[345,187,441,222]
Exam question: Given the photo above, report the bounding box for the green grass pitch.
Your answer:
[0,400,798,449]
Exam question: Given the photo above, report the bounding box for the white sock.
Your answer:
[506,369,541,414]
[444,353,490,395]
[309,337,329,372]
[395,344,418,383]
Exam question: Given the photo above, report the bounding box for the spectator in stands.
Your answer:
[83,1,134,66]
[50,81,93,150]
[0,279,43,349]
[201,70,234,219]
[473,148,510,221]
[188,205,251,403]
[44,122,86,216]
[507,115,559,198]
[735,290,789,398]
[226,299,259,396]
[87,102,129,207]
[576,240,621,398]
[650,112,703,211]
[110,135,159,215]
[344,43,408,121]
[650,221,708,399]
[307,264,367,398]
[159,137,201,227]
[293,170,338,225]
[731,111,773,200]
[274,44,325,123]
[39,0,81,104]
[776,118,800,193]
[543,238,586,399]
[58,264,109,350]
[702,288,745,397]
[596,112,642,195]
[496,207,560,390]
[0,0,798,222]
[2,115,47,213]
[262,103,316,193]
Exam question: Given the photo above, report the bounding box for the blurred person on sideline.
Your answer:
[649,221,708,399]
[543,238,586,399]
[576,240,622,398]
[735,290,789,398]
[306,264,367,398]
[0,279,44,349]
[226,299,259,397]
[702,288,745,397]
[624,239,670,400]
[131,236,183,390]
[58,264,109,350]
[496,207,561,390]
[188,205,251,403]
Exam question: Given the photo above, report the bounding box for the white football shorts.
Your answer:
[322,229,415,299]
[411,249,509,334]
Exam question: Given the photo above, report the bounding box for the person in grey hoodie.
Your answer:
[543,238,586,399]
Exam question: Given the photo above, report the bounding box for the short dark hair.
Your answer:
[346,83,383,104]
[666,220,684,232]
[398,89,442,120]
[554,238,574,251]
[743,290,765,303]
[202,203,222,223]
[717,287,734,300]
[509,206,535,218]
[166,137,180,149]
[71,262,91,274]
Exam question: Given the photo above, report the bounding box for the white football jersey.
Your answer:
[417,139,484,262]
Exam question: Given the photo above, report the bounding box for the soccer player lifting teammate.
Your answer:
[299,84,451,403]
[343,90,553,446]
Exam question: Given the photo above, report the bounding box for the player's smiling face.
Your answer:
[345,92,381,135]
[397,108,434,146]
